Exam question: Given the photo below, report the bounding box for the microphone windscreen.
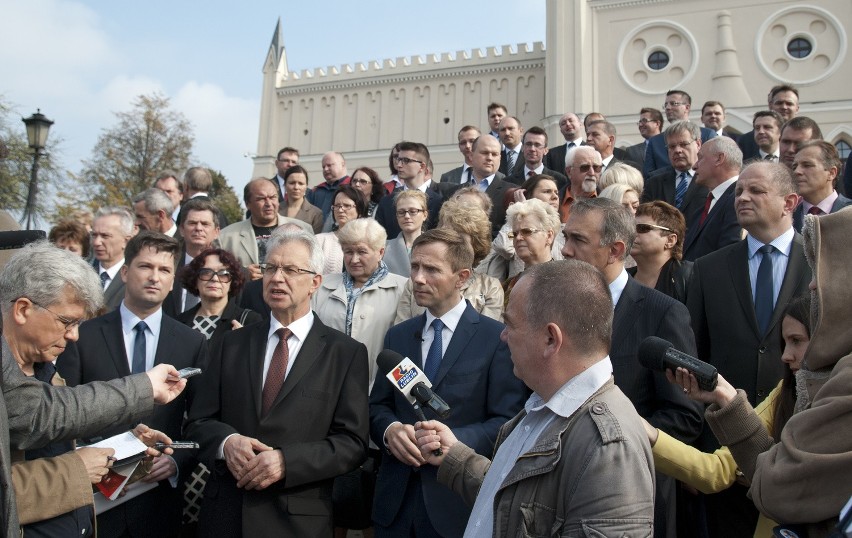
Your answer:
[377,349,406,375]
[637,336,673,371]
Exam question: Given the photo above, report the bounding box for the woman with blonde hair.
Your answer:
[599,183,641,216]
[598,161,644,196]
[383,190,428,277]
[500,198,561,307]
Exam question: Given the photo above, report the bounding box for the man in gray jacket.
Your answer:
[415,260,655,537]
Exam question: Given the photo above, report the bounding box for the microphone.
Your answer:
[377,350,453,456]
[638,336,718,392]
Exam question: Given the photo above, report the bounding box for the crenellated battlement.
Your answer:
[280,42,545,84]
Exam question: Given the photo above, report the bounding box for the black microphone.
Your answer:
[638,336,718,392]
[377,350,453,456]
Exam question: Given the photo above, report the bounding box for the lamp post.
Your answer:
[21,109,54,230]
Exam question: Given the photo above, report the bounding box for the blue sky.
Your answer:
[1,0,545,200]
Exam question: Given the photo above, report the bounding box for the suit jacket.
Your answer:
[792,193,852,232]
[643,127,717,178]
[93,260,126,312]
[438,165,468,185]
[1,336,156,537]
[285,199,324,234]
[374,186,442,239]
[722,129,740,143]
[498,147,525,176]
[56,310,207,537]
[604,155,642,174]
[369,303,527,537]
[626,141,647,164]
[687,236,811,411]
[683,181,742,261]
[484,173,512,238]
[506,165,568,190]
[185,316,369,538]
[542,141,583,173]
[642,166,710,233]
[737,129,760,162]
[218,217,313,268]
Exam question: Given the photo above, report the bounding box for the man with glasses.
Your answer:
[439,126,481,185]
[186,229,369,537]
[271,147,300,203]
[626,107,664,165]
[57,231,208,538]
[561,197,702,537]
[643,120,711,233]
[376,141,444,238]
[558,146,601,222]
[644,90,717,178]
[506,126,568,188]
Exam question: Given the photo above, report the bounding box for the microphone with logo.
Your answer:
[377,349,451,456]
[638,336,719,392]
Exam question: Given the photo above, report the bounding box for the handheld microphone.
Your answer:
[377,350,453,456]
[638,336,718,392]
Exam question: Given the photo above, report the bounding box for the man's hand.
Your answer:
[145,364,187,404]
[140,455,178,483]
[414,420,457,466]
[223,435,273,481]
[247,264,263,281]
[666,367,737,408]
[76,447,116,484]
[385,422,425,467]
[132,424,175,458]
[236,450,285,490]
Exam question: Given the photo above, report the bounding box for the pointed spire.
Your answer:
[263,18,288,75]
[270,17,284,65]
[710,11,750,107]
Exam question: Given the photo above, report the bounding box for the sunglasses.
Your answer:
[636,223,674,234]
[576,163,602,173]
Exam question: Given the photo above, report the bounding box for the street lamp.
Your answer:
[20,109,54,230]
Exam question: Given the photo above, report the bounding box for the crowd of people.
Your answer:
[1,83,850,538]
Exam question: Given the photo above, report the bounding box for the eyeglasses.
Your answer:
[350,178,371,186]
[396,208,424,217]
[331,203,356,211]
[666,141,695,151]
[637,118,658,125]
[636,223,674,234]
[523,142,546,149]
[575,163,603,173]
[258,263,317,278]
[507,228,543,239]
[197,268,233,283]
[394,157,424,166]
[27,300,83,331]
[663,101,687,108]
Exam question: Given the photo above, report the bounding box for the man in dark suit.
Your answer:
[185,229,369,537]
[375,142,443,238]
[497,116,525,176]
[176,167,230,228]
[439,126,480,185]
[644,90,717,177]
[370,228,526,537]
[684,136,743,261]
[543,112,584,172]
[687,161,810,536]
[506,126,568,189]
[626,107,664,165]
[585,120,641,174]
[779,115,822,171]
[791,140,852,231]
[642,121,710,234]
[270,147,300,203]
[154,171,184,223]
[746,111,783,163]
[701,100,739,142]
[739,85,800,161]
[91,207,135,311]
[469,135,513,237]
[57,231,208,538]
[561,197,703,537]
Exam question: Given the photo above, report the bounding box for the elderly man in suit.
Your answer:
[370,228,526,537]
[642,121,711,234]
[0,240,188,537]
[561,197,703,537]
[543,112,584,172]
[91,206,135,311]
[506,126,568,189]
[57,231,208,538]
[644,90,717,177]
[185,229,369,537]
[439,126,481,185]
[683,136,743,261]
[687,161,811,536]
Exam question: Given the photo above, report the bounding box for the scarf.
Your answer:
[342,260,389,335]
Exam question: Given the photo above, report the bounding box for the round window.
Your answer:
[787,37,813,59]
[648,50,670,70]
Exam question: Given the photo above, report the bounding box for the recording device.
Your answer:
[638,336,718,391]
[153,441,199,451]
[377,350,453,456]
[176,367,202,379]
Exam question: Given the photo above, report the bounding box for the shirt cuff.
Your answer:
[382,421,402,450]
[217,433,239,459]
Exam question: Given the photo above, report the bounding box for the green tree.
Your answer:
[0,97,65,224]
[64,92,194,211]
[207,168,244,223]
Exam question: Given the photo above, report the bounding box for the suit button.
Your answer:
[591,403,605,414]
[757,390,765,398]
[758,347,767,354]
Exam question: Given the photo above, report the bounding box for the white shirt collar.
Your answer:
[424,297,467,334]
[711,176,738,200]
[526,357,613,417]
[165,223,178,237]
[524,163,544,176]
[746,227,795,258]
[267,310,315,343]
[608,268,629,307]
[99,258,124,279]
[119,303,163,337]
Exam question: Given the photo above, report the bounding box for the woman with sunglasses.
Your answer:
[628,201,693,304]
[178,248,262,352]
[349,166,385,219]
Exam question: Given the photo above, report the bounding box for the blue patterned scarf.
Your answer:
[342,260,389,335]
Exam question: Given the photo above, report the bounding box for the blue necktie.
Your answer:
[675,172,689,209]
[132,321,148,374]
[424,319,444,382]
[507,150,517,170]
[100,271,109,289]
[754,244,775,335]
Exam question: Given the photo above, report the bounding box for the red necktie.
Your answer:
[262,327,292,416]
[699,193,714,226]
[807,206,823,216]
[527,170,535,178]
